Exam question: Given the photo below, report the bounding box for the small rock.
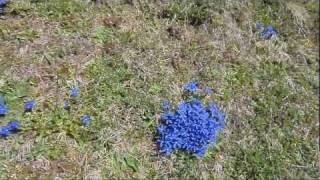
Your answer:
[167,26,183,40]
[104,42,116,55]
[103,16,122,28]
[223,50,238,62]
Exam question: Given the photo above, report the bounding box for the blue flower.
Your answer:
[7,121,20,132]
[257,22,278,40]
[0,95,5,105]
[256,22,265,31]
[0,126,10,137]
[261,25,278,39]
[64,101,70,110]
[205,87,213,96]
[24,100,35,111]
[0,0,8,15]
[162,100,171,112]
[184,81,199,93]
[158,98,225,157]
[0,103,8,116]
[80,115,91,126]
[0,0,8,6]
[70,87,80,97]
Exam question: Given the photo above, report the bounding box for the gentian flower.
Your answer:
[24,100,35,112]
[0,95,5,105]
[184,81,199,93]
[7,121,20,132]
[0,95,8,116]
[0,126,10,137]
[256,22,265,31]
[260,25,278,39]
[80,115,91,126]
[0,103,8,116]
[158,98,225,157]
[0,0,8,15]
[162,100,171,112]
[70,87,80,97]
[205,87,213,96]
[257,22,278,40]
[64,101,70,111]
[0,0,8,6]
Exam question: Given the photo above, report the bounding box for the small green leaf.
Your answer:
[124,156,139,172]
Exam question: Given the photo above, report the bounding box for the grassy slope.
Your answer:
[0,0,319,179]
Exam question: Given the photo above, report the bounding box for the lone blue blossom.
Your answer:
[70,87,80,97]
[0,95,8,116]
[0,0,8,15]
[0,103,8,116]
[184,81,199,93]
[24,100,35,111]
[0,126,10,137]
[7,121,20,132]
[64,101,70,111]
[158,97,225,157]
[80,115,91,126]
[256,22,265,31]
[162,100,171,112]
[0,0,8,6]
[0,95,5,105]
[256,22,278,40]
[205,87,213,96]
[261,25,278,39]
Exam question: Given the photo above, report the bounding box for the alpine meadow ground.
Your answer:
[0,0,319,179]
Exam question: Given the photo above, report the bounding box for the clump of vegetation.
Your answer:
[158,81,225,157]
[160,1,213,26]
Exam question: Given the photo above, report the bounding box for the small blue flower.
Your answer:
[0,103,8,116]
[257,22,278,40]
[0,0,8,15]
[7,121,20,132]
[0,126,10,137]
[70,87,80,97]
[24,100,35,111]
[162,100,171,112]
[261,25,278,39]
[80,115,91,126]
[256,22,265,31]
[0,95,5,105]
[0,0,8,7]
[184,81,199,93]
[205,87,213,96]
[64,101,70,110]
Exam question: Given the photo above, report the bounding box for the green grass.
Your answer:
[0,0,319,179]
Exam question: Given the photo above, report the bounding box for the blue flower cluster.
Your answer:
[0,0,8,15]
[0,121,20,137]
[158,82,225,157]
[1,83,92,139]
[0,95,34,138]
[0,95,21,137]
[256,22,278,40]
